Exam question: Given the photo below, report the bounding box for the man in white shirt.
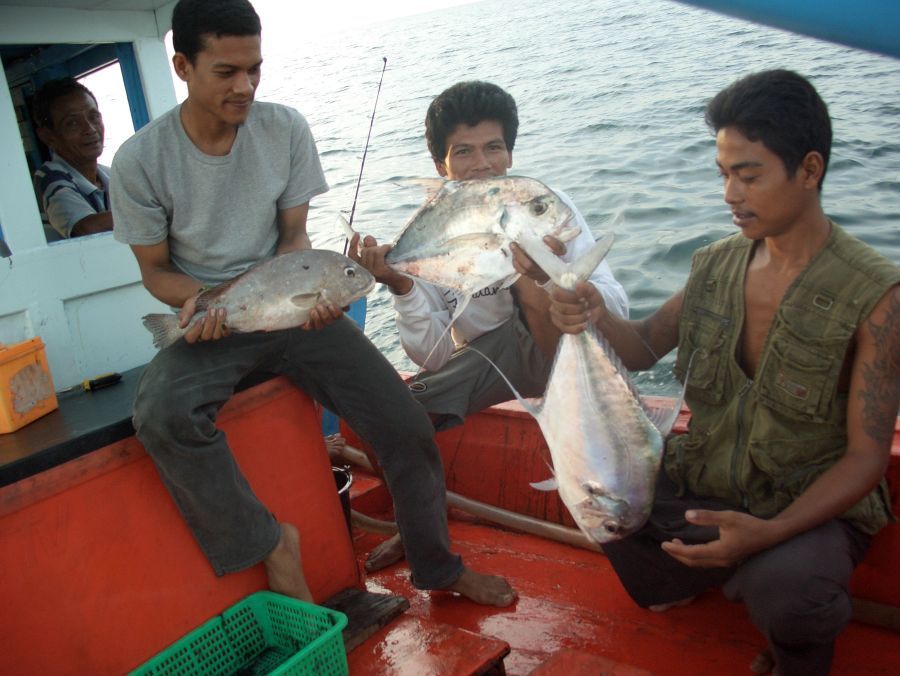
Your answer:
[349,80,629,570]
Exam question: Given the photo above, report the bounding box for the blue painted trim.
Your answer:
[321,297,368,437]
[115,43,150,130]
[675,0,900,59]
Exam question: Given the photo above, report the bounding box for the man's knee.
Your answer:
[133,365,213,447]
[746,576,853,645]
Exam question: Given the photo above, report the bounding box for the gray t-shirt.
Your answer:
[111,101,328,284]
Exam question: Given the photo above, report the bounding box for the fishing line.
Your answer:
[343,56,388,255]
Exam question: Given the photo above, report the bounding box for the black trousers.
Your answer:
[603,472,870,676]
[134,318,462,589]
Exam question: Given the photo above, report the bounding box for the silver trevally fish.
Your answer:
[486,234,686,544]
[383,175,580,294]
[142,249,375,349]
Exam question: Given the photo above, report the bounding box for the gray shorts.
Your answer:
[408,313,551,431]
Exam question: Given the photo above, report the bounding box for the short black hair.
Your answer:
[425,81,519,163]
[171,0,261,63]
[705,69,832,190]
[32,77,97,129]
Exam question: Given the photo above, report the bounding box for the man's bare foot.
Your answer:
[264,523,313,603]
[324,433,346,462]
[648,595,696,612]
[364,533,406,572]
[750,647,777,674]
[444,567,517,607]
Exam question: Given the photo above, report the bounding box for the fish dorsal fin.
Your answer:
[592,326,644,404]
[336,212,356,241]
[409,292,472,381]
[194,276,241,312]
[530,477,559,492]
[643,348,697,437]
[392,177,448,202]
[517,232,615,290]
[640,348,697,437]
[641,398,680,437]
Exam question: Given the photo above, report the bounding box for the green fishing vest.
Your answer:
[667,222,899,535]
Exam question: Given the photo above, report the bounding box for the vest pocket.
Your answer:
[748,436,841,515]
[677,308,730,405]
[748,436,891,533]
[757,330,842,422]
[664,427,710,497]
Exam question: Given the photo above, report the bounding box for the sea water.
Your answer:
[194,0,900,394]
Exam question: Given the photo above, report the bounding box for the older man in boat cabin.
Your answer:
[348,80,629,571]
[110,0,515,608]
[548,69,900,675]
[32,77,113,239]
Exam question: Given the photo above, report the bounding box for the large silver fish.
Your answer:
[383,176,580,294]
[142,249,375,349]
[490,235,685,544]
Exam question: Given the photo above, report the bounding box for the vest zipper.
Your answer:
[729,380,753,510]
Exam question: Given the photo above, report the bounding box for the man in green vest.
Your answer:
[547,69,899,675]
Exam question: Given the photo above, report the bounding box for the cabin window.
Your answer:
[2,42,148,248]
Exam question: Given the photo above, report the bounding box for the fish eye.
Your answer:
[531,199,549,216]
[604,522,621,535]
[344,267,356,277]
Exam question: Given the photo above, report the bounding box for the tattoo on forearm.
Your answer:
[859,287,900,446]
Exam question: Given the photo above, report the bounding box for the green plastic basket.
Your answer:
[131,591,348,676]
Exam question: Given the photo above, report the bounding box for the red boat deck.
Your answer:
[341,399,900,675]
[345,476,900,674]
[1,375,897,674]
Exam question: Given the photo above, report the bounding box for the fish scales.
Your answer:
[495,232,680,545]
[538,328,663,542]
[385,176,580,295]
[141,249,374,349]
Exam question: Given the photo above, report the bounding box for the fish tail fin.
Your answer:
[142,314,186,349]
[465,345,542,418]
[518,232,614,290]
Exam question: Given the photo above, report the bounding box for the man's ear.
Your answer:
[36,125,56,151]
[800,151,825,188]
[434,159,448,178]
[506,151,513,171]
[172,53,191,83]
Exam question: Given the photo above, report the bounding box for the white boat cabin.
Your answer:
[0,1,177,389]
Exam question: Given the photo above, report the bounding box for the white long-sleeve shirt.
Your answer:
[392,189,629,370]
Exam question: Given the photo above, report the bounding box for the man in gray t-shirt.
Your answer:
[111,0,515,608]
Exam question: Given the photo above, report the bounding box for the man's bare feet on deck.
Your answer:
[365,532,406,572]
[324,433,346,463]
[445,567,517,607]
[648,595,696,612]
[264,523,313,603]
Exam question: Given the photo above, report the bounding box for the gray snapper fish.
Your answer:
[142,249,375,350]
[485,233,686,544]
[383,175,579,294]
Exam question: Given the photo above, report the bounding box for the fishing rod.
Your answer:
[343,56,388,255]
